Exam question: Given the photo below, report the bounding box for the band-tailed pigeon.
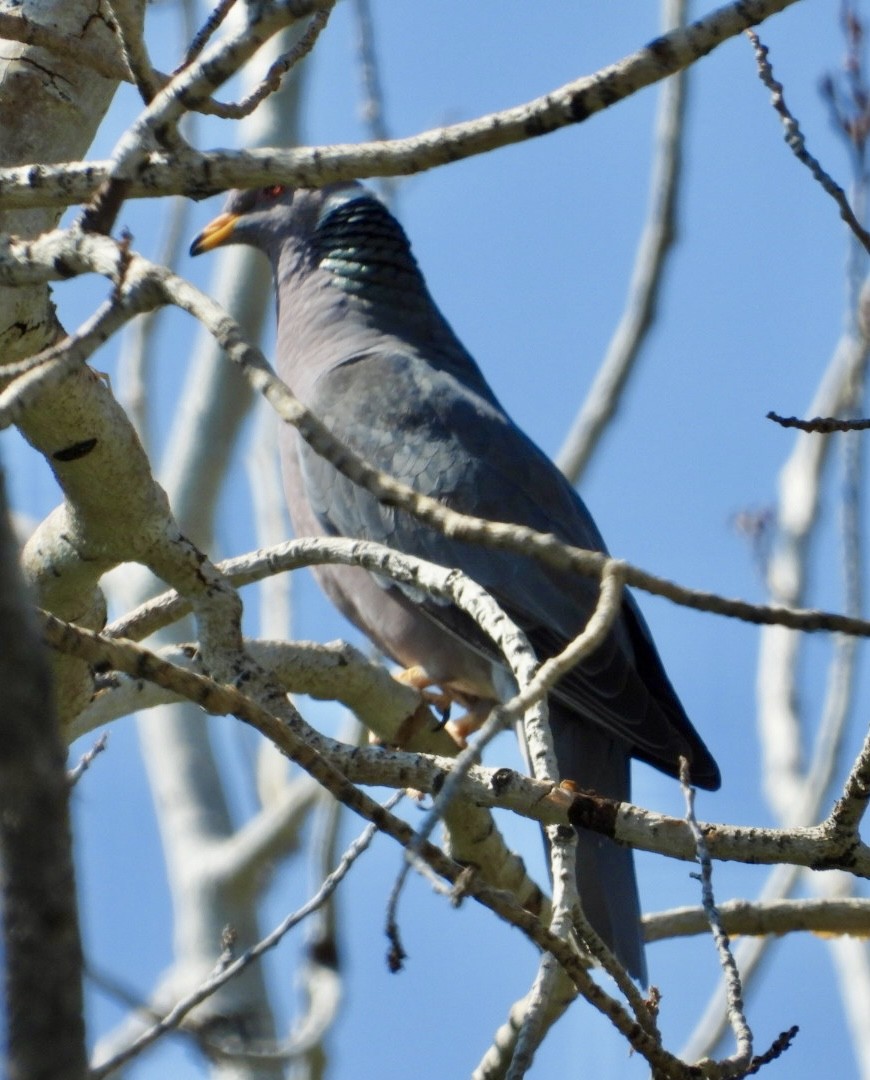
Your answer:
[191,183,720,982]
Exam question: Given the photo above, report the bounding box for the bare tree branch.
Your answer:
[747,29,870,253]
[558,0,688,483]
[91,809,389,1079]
[0,0,804,212]
[645,895,870,940]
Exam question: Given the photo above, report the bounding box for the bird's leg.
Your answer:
[394,665,454,719]
[378,665,460,750]
[446,699,492,743]
[394,666,493,748]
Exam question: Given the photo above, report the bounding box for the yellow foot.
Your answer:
[393,666,493,750]
[394,665,454,717]
[447,700,492,743]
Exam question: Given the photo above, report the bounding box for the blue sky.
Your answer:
[4,3,867,1077]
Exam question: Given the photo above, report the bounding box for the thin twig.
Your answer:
[106,0,161,104]
[506,835,579,1079]
[118,196,194,446]
[680,759,754,1068]
[767,410,870,432]
[747,29,870,254]
[90,806,393,1078]
[351,0,397,206]
[830,722,870,833]
[179,0,238,69]
[67,733,108,786]
[210,5,334,120]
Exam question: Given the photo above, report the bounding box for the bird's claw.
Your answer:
[395,665,453,719]
[394,666,495,749]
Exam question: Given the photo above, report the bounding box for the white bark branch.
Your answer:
[0,0,803,212]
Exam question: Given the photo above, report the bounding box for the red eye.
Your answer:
[264,185,285,199]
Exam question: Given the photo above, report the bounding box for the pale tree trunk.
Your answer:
[0,6,136,1077]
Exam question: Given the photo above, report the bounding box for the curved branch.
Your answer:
[0,0,803,211]
[6,231,870,651]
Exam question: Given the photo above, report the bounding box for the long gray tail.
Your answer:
[546,703,647,983]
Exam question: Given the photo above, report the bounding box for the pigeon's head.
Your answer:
[189,182,367,258]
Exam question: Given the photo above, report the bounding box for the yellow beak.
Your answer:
[189,212,240,256]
